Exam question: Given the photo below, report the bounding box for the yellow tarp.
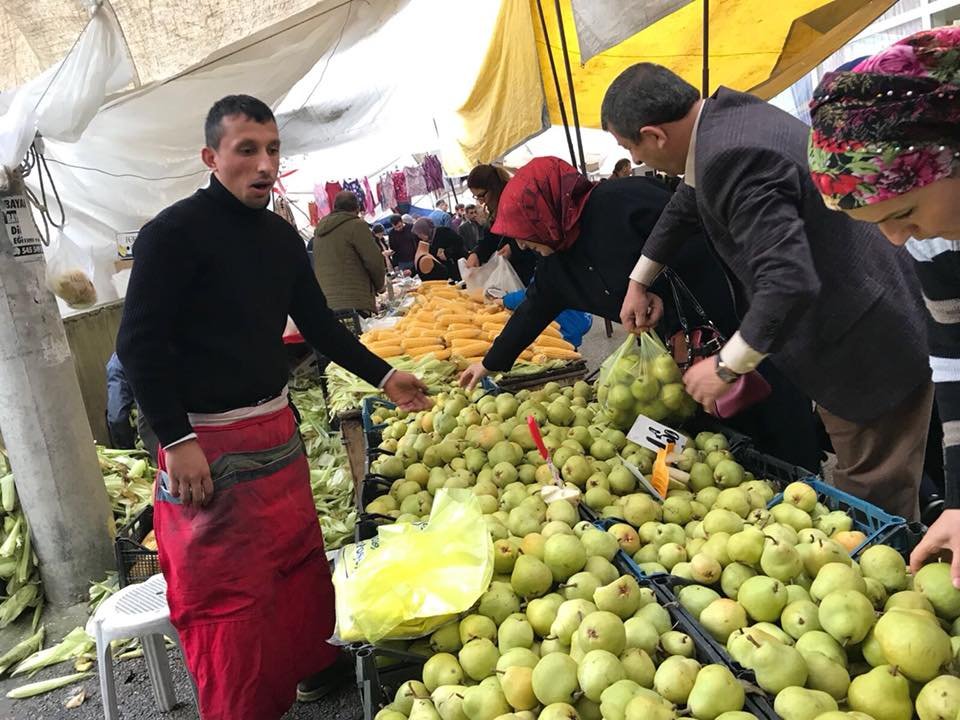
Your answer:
[534,0,896,128]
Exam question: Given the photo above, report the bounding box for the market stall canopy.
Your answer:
[536,0,898,128]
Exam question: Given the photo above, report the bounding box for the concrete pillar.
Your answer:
[0,168,114,605]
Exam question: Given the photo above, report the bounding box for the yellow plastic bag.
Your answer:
[332,489,494,643]
[597,330,696,431]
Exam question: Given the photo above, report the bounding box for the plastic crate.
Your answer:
[114,505,160,587]
[767,476,909,557]
[352,642,428,720]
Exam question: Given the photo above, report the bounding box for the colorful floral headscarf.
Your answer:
[808,26,960,210]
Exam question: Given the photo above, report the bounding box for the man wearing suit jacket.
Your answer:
[600,63,933,521]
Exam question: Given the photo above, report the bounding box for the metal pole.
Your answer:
[0,168,114,605]
[702,0,710,97]
[553,0,588,175]
[535,0,577,168]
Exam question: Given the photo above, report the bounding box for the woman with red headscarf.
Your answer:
[808,26,960,583]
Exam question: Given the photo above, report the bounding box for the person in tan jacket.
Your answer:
[312,191,386,314]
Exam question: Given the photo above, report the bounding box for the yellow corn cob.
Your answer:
[450,340,492,357]
[532,345,581,359]
[447,328,482,340]
[402,337,446,350]
[408,344,445,358]
[534,335,575,351]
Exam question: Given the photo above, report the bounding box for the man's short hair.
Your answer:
[389,214,404,226]
[613,159,632,175]
[334,191,361,213]
[436,200,447,208]
[601,64,699,141]
[205,95,275,149]
[465,204,477,212]
[455,203,465,211]
[372,223,385,234]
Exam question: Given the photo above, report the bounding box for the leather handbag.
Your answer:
[664,269,771,418]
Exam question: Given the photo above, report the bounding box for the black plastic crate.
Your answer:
[114,505,160,587]
[353,642,428,720]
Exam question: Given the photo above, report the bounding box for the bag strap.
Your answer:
[663,268,726,342]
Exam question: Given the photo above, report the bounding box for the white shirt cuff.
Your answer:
[378,368,397,389]
[719,331,768,374]
[164,432,197,450]
[628,256,664,286]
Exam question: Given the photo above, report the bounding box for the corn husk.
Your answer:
[7,671,92,699]
[0,626,44,676]
[12,627,93,677]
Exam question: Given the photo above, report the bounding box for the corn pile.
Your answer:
[0,452,41,632]
[324,355,458,418]
[98,447,156,527]
[360,281,581,365]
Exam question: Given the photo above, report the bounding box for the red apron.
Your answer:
[154,405,338,720]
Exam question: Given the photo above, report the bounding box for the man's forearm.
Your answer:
[718,331,768,374]
[628,256,664,287]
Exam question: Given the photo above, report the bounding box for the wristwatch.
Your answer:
[715,355,740,384]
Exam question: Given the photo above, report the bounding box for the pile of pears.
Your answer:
[596,339,697,430]
[373,517,754,720]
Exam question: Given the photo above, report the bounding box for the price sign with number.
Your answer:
[627,414,687,454]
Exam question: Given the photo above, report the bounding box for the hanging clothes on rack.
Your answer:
[308,201,319,226]
[324,181,343,209]
[272,195,296,226]
[380,174,397,210]
[403,166,428,198]
[393,171,409,204]
[422,154,444,193]
[362,177,376,215]
[342,178,366,210]
[313,184,331,219]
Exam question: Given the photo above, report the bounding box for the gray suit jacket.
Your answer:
[644,88,929,423]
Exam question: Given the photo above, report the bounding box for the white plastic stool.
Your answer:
[86,573,198,719]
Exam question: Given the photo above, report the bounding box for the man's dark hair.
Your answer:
[613,158,631,174]
[455,203,465,211]
[465,204,476,212]
[334,191,361,213]
[388,214,404,226]
[436,200,447,208]
[601,64,699,141]
[205,95,276,149]
[372,223,385,234]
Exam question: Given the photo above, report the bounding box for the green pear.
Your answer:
[780,600,822,639]
[737,575,789,622]
[432,685,469,720]
[714,488,752,518]
[539,702,582,720]
[498,615,534,652]
[635,602,672,635]
[511,555,553,599]
[797,528,829,544]
[585,556,620,586]
[726,628,776,667]
[543,534,587,582]
[658,542,688,570]
[785,584,811,604]
[770,503,813,532]
[460,614,497,644]
[531,652,579,705]
[619,646,656,687]
[914,562,960,620]
[663,496,693,525]
[713,459,745,487]
[802,650,850,701]
[423,653,465,691]
[410,698,443,720]
[703,508,745,535]
[496,647,540,673]
[624,616,660,655]
[678,585,722,620]
[599,679,642,720]
[782,481,818,512]
[701,533,733,567]
[795,630,847,668]
[653,655,700,705]
[577,610,627,656]
[624,693,678,720]
[915,675,960,720]
[699,598,748,642]
[814,510,853,537]
[858,545,907,593]
[727,526,766,567]
[690,553,723,584]
[622,494,662,528]
[721,562,757,600]
[575,696,602,720]
[594,575,644,619]
[500,665,537,711]
[862,577,888,609]
[395,680,430,715]
[860,626,887,667]
[847,665,912,720]
[459,639,500,681]
[762,522,799,547]
[577,649,626,702]
[759,538,802,582]
[714,714,759,720]
[817,590,875,645]
[660,630,696,658]
[885,589,936,614]
[874,607,952,682]
[750,622,794,646]
[747,636,808,693]
[800,539,851,578]
[462,682,510,720]
[581,528,620,561]
[375,710,408,720]
[550,599,597,644]
[432,622,464,653]
[526,594,563,637]
[810,562,867,602]
[773,687,837,720]
[563,571,601,602]
[687,664,745,720]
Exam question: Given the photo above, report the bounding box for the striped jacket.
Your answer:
[907,237,960,508]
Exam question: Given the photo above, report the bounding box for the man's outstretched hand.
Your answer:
[620,281,663,334]
[383,371,432,411]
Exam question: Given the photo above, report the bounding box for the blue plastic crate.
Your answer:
[767,476,910,557]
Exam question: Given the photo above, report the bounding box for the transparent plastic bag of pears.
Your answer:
[596,330,698,431]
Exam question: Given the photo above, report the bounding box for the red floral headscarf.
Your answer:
[808,26,960,210]
[491,157,595,252]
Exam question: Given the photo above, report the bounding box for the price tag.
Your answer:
[627,414,687,454]
[651,443,674,498]
[2,195,43,261]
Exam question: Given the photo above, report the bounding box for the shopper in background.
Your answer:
[428,199,453,228]
[807,26,960,581]
[464,163,539,284]
[412,217,464,281]
[312,191,386,315]
[452,202,466,231]
[387,213,419,273]
[105,352,159,461]
[600,62,932,520]
[611,158,633,178]
[116,95,430,720]
[458,203,482,253]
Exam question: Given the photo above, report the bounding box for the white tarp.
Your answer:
[570,0,693,64]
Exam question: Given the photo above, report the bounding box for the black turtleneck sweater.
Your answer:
[117,175,391,447]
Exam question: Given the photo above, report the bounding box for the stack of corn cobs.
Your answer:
[0,451,42,632]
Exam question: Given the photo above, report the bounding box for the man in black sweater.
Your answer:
[116,95,429,719]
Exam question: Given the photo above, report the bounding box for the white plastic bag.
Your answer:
[458,254,524,296]
[45,230,97,309]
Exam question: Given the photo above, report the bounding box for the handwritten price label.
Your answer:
[650,443,674,498]
[627,415,687,454]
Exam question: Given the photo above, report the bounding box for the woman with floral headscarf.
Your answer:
[809,26,960,585]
